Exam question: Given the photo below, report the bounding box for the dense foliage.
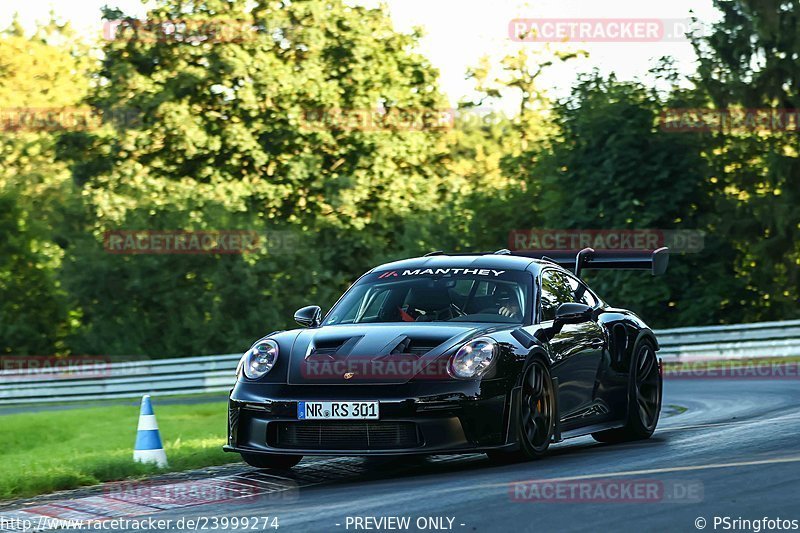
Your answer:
[0,0,797,357]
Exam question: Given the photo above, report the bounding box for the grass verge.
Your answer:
[0,399,238,501]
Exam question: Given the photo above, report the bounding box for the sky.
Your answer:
[1,0,720,110]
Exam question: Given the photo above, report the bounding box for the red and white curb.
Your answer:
[0,472,300,532]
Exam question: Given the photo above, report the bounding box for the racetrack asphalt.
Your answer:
[3,376,800,533]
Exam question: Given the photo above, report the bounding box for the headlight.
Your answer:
[239,340,279,380]
[448,337,497,379]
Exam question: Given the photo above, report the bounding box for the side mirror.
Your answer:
[554,302,593,325]
[294,305,322,328]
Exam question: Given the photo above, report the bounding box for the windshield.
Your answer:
[324,269,532,325]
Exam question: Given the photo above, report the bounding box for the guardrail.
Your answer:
[656,319,800,362]
[0,354,241,405]
[1,319,799,405]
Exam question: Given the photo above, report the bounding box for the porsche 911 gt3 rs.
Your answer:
[224,247,669,469]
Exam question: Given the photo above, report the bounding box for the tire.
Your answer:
[241,453,303,470]
[487,359,555,462]
[592,338,662,444]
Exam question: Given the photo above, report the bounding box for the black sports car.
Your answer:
[224,247,669,469]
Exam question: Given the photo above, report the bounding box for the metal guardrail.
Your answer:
[0,354,241,405]
[656,319,800,362]
[1,319,799,405]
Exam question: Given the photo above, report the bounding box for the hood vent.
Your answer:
[307,336,362,359]
[389,336,441,357]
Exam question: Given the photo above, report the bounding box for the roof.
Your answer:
[370,253,557,274]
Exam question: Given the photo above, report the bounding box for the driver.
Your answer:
[402,285,456,321]
[494,285,522,319]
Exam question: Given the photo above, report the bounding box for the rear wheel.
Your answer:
[592,339,661,443]
[488,359,555,463]
[241,453,303,470]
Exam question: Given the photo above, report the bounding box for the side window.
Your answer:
[580,288,598,307]
[540,270,573,321]
[566,276,598,308]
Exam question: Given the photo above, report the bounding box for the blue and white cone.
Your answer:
[133,395,168,468]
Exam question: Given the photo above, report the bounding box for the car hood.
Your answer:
[286,322,512,385]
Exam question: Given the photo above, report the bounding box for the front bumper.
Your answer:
[224,380,517,456]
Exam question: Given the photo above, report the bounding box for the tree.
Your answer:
[0,19,89,354]
[524,73,745,326]
[690,0,800,321]
[435,48,581,253]
[57,0,454,356]
[0,192,71,354]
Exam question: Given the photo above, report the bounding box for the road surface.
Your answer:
[2,376,799,532]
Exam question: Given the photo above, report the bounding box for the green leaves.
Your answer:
[2,0,798,356]
[44,0,456,356]
[689,0,800,322]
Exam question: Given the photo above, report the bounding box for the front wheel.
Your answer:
[592,339,662,443]
[241,453,303,470]
[488,359,555,463]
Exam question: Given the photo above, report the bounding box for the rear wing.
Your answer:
[512,247,670,277]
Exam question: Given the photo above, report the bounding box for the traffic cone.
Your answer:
[133,395,168,468]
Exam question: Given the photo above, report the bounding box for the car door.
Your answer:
[539,269,606,428]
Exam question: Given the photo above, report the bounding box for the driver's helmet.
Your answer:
[405,285,452,312]
[493,284,520,310]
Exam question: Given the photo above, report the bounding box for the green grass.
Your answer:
[0,391,228,411]
[0,400,240,501]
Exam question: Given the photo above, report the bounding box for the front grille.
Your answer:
[271,421,422,450]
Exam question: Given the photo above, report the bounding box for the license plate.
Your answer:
[297,401,379,420]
